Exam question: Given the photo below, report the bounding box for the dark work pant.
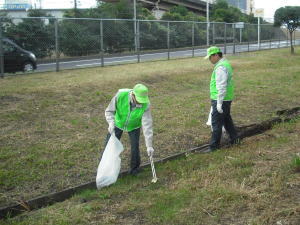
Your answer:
[210,100,238,150]
[104,126,141,173]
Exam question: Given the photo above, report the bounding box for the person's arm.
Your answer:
[142,104,153,149]
[104,92,118,125]
[215,65,229,106]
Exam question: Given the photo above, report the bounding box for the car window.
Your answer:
[3,42,17,53]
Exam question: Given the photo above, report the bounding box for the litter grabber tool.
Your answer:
[149,155,158,183]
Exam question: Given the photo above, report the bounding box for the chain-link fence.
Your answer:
[1,17,299,77]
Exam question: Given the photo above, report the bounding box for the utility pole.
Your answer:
[73,0,80,17]
[206,0,210,46]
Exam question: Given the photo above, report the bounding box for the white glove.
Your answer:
[147,147,154,157]
[217,103,223,114]
[108,122,115,134]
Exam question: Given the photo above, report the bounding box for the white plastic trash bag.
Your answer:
[96,133,124,189]
[206,107,226,135]
[206,107,213,127]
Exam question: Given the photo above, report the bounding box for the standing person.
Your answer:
[104,84,154,175]
[205,46,239,151]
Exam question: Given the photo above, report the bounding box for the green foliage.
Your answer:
[274,6,300,53]
[212,0,241,23]
[274,6,300,31]
[159,6,206,48]
[0,11,13,32]
[4,9,54,58]
[212,0,267,24]
[161,5,205,22]
[85,0,134,19]
[59,19,101,56]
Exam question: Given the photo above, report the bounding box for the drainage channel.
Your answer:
[1,107,299,219]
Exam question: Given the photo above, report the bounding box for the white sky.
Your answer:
[38,0,98,9]
[255,0,300,19]
[1,1,300,20]
[30,1,300,19]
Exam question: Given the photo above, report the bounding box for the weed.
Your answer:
[291,154,300,172]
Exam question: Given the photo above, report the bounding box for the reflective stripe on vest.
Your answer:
[210,59,234,101]
[115,89,148,132]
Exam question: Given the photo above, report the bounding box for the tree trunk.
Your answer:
[290,31,294,54]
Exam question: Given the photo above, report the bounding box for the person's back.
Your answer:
[104,84,155,175]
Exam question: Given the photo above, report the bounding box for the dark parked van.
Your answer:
[1,38,37,73]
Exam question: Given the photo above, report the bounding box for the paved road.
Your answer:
[36,40,300,73]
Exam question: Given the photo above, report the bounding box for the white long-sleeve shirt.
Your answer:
[105,90,153,148]
[215,58,230,105]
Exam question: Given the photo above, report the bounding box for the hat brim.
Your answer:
[135,95,149,104]
[204,55,210,59]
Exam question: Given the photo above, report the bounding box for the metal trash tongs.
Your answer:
[149,155,158,183]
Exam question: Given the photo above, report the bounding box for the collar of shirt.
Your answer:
[218,58,225,64]
[129,91,143,108]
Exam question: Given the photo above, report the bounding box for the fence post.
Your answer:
[167,21,170,60]
[224,23,227,54]
[258,17,261,50]
[0,17,4,78]
[55,19,59,72]
[137,20,140,63]
[192,22,195,57]
[278,28,281,48]
[286,29,289,47]
[269,30,272,49]
[247,24,250,52]
[233,24,236,54]
[134,18,137,52]
[100,19,104,67]
[212,23,215,45]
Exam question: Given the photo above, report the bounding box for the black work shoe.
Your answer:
[203,147,218,153]
[129,168,142,176]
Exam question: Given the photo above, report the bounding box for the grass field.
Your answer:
[0,47,300,215]
[2,115,300,224]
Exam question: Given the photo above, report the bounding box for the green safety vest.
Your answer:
[210,59,234,101]
[115,89,148,132]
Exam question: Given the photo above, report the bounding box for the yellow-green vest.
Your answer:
[115,89,148,132]
[210,59,234,101]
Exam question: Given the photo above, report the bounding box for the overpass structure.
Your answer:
[103,0,212,17]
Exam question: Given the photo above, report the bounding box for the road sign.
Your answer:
[254,8,264,17]
[235,22,244,29]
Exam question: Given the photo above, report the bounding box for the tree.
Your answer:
[161,6,205,22]
[274,6,300,54]
[0,11,14,34]
[5,9,54,58]
[160,6,206,48]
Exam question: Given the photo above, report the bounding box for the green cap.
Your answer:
[204,46,221,59]
[133,84,149,104]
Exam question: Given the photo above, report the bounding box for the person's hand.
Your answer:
[217,103,223,113]
[108,122,115,134]
[147,147,154,157]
